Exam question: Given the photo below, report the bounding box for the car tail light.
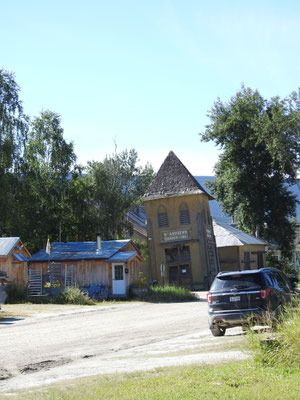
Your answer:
[207,292,212,304]
[260,289,270,299]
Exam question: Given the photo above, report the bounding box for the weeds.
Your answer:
[247,299,300,368]
[144,285,197,302]
[56,286,96,305]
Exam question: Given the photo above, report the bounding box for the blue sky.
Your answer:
[1,0,299,174]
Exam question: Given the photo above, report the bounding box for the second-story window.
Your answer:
[179,208,190,225]
[158,211,168,227]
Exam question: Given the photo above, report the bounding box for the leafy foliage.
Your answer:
[265,251,297,276]
[56,286,95,305]
[20,111,77,251]
[201,86,298,257]
[0,70,29,235]
[86,149,154,240]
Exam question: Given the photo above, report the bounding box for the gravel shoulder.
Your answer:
[0,300,248,393]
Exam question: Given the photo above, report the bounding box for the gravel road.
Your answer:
[0,300,248,393]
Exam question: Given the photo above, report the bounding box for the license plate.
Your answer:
[230,296,240,302]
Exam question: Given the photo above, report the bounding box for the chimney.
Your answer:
[96,234,102,251]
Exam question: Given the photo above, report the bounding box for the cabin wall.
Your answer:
[0,257,27,286]
[0,241,30,286]
[29,255,141,293]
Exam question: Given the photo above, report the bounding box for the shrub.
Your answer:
[55,285,96,305]
[5,283,28,303]
[131,272,147,288]
[265,251,297,276]
[145,285,197,303]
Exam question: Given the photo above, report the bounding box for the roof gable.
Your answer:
[144,151,213,201]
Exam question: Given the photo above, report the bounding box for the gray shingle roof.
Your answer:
[144,151,213,201]
[213,219,268,247]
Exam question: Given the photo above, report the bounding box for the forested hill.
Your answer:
[195,176,300,223]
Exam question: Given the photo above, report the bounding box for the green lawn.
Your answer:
[3,361,300,400]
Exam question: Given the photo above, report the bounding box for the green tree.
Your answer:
[0,70,28,234]
[201,86,297,257]
[22,111,77,250]
[87,149,154,240]
[259,90,300,190]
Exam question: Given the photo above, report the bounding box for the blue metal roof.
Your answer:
[13,253,28,262]
[0,238,20,257]
[107,251,137,263]
[29,240,132,262]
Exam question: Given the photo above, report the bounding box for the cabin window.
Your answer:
[131,261,135,277]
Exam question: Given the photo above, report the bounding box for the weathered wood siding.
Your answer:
[0,240,30,286]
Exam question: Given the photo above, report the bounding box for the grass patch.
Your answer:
[247,300,300,368]
[4,360,300,400]
[144,285,197,303]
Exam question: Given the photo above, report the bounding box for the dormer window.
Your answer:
[179,204,190,225]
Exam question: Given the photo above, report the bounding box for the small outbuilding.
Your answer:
[213,219,268,271]
[28,239,141,297]
[0,237,30,286]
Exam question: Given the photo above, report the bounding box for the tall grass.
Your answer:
[145,285,197,302]
[247,299,300,368]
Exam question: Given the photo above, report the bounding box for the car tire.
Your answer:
[210,326,226,337]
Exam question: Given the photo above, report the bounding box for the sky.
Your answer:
[1,0,300,175]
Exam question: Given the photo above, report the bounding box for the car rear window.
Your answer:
[210,273,262,291]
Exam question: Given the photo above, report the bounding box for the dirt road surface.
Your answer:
[0,300,248,393]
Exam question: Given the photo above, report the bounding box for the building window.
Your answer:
[179,203,190,225]
[244,252,250,270]
[158,211,168,227]
[180,209,190,225]
[131,261,135,278]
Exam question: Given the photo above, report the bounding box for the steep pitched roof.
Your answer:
[144,151,213,201]
[29,240,133,262]
[213,219,268,247]
[0,237,20,257]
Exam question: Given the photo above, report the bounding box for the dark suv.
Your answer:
[207,268,298,336]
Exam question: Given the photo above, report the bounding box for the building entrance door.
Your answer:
[168,264,191,287]
[112,264,126,295]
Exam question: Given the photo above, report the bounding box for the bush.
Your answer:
[55,286,96,305]
[247,299,300,368]
[145,285,197,303]
[5,283,28,303]
[265,251,297,276]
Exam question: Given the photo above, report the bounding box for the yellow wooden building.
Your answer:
[144,151,219,289]
[212,219,268,271]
